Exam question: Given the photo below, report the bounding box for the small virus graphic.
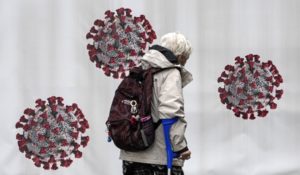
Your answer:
[217,54,284,120]
[15,96,90,170]
[86,7,157,79]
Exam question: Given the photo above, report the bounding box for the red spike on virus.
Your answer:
[86,7,157,79]
[217,54,284,120]
[15,96,90,170]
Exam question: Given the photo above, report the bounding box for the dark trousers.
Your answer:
[123,161,184,175]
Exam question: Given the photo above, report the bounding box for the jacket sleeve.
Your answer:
[157,68,188,153]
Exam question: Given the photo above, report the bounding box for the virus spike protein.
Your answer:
[16,96,90,170]
[86,7,157,79]
[217,54,284,120]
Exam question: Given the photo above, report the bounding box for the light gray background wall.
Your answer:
[1,0,299,175]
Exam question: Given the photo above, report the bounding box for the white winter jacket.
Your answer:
[119,48,193,166]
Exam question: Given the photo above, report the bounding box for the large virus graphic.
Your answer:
[86,7,157,79]
[217,54,284,120]
[15,96,90,170]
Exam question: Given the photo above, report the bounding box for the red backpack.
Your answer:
[106,66,167,151]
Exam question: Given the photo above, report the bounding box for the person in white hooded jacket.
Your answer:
[121,32,193,175]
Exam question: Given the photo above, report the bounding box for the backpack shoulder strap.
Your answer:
[151,66,181,75]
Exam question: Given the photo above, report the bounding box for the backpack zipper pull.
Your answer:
[130,100,138,114]
[130,115,140,125]
[121,100,138,114]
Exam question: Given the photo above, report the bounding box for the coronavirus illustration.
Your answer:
[86,7,157,78]
[217,54,284,120]
[15,96,90,170]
